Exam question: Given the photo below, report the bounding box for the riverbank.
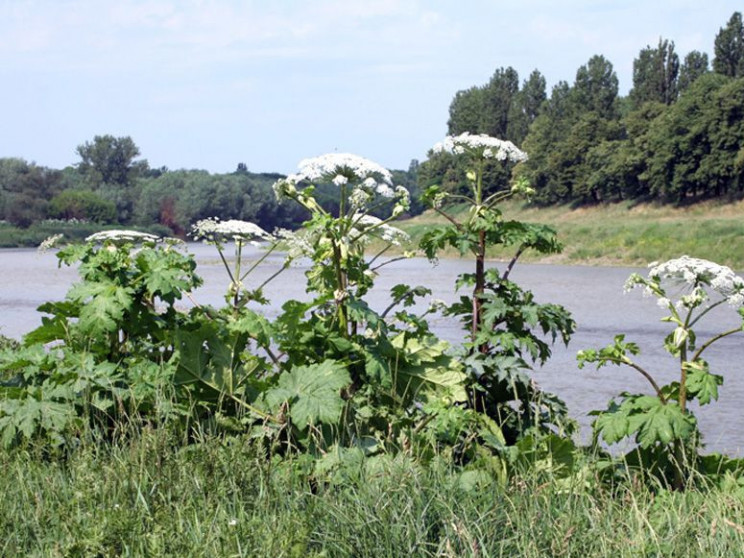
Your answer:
[399,199,744,269]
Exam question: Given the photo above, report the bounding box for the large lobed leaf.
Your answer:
[264,360,351,430]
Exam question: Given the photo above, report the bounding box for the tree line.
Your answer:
[0,135,422,233]
[3,11,742,233]
[420,11,744,205]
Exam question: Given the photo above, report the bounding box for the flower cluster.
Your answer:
[432,132,528,163]
[273,153,396,201]
[38,233,64,252]
[351,214,410,246]
[625,256,744,308]
[191,218,271,245]
[273,228,314,260]
[85,230,159,244]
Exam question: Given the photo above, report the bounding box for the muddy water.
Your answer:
[2,245,742,455]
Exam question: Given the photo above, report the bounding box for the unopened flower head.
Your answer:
[85,230,159,245]
[191,218,270,245]
[432,132,528,163]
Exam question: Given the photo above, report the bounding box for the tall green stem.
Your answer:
[472,156,487,351]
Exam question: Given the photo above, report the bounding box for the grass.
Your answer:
[397,199,744,270]
[2,429,744,557]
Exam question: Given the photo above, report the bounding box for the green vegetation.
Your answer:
[3,10,744,555]
[400,199,744,269]
[3,430,744,557]
[2,145,744,554]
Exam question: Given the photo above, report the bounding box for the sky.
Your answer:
[0,0,741,175]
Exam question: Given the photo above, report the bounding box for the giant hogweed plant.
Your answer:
[0,231,202,446]
[268,154,470,454]
[419,133,576,445]
[578,256,744,488]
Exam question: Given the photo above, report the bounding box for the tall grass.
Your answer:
[2,428,744,557]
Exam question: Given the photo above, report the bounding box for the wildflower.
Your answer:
[294,153,393,184]
[648,256,744,305]
[432,132,528,163]
[191,218,270,245]
[272,153,396,199]
[332,174,348,186]
[350,214,410,246]
[38,234,64,252]
[656,297,671,309]
[85,230,159,244]
[274,228,313,260]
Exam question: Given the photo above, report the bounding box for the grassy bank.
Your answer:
[399,199,744,269]
[3,432,744,557]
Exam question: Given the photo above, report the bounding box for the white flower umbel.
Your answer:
[625,256,744,309]
[38,233,64,252]
[296,153,392,185]
[191,218,270,245]
[273,153,396,201]
[351,214,410,246]
[274,228,314,260]
[85,230,159,244]
[432,132,528,163]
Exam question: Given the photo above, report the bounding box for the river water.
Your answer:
[1,244,743,456]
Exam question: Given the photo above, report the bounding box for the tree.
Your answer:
[520,81,576,203]
[678,50,709,93]
[447,86,485,135]
[48,190,117,223]
[0,158,63,227]
[644,73,732,201]
[76,135,147,188]
[507,69,547,145]
[630,38,679,107]
[572,55,619,119]
[481,66,520,139]
[713,12,744,77]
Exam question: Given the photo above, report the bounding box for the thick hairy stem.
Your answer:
[473,229,487,352]
[502,245,525,281]
[679,343,688,413]
[331,240,349,337]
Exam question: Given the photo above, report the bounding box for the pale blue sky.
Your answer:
[0,0,740,174]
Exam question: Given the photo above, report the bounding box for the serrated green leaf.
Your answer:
[264,360,350,429]
[635,400,695,448]
[68,281,134,336]
[594,408,632,445]
[684,360,723,405]
[229,310,274,347]
[391,333,467,403]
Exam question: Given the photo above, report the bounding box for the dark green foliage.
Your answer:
[630,38,679,107]
[713,11,744,77]
[446,66,547,147]
[572,54,619,120]
[435,12,744,207]
[679,50,710,93]
[76,134,147,188]
[0,158,65,227]
[48,189,117,223]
